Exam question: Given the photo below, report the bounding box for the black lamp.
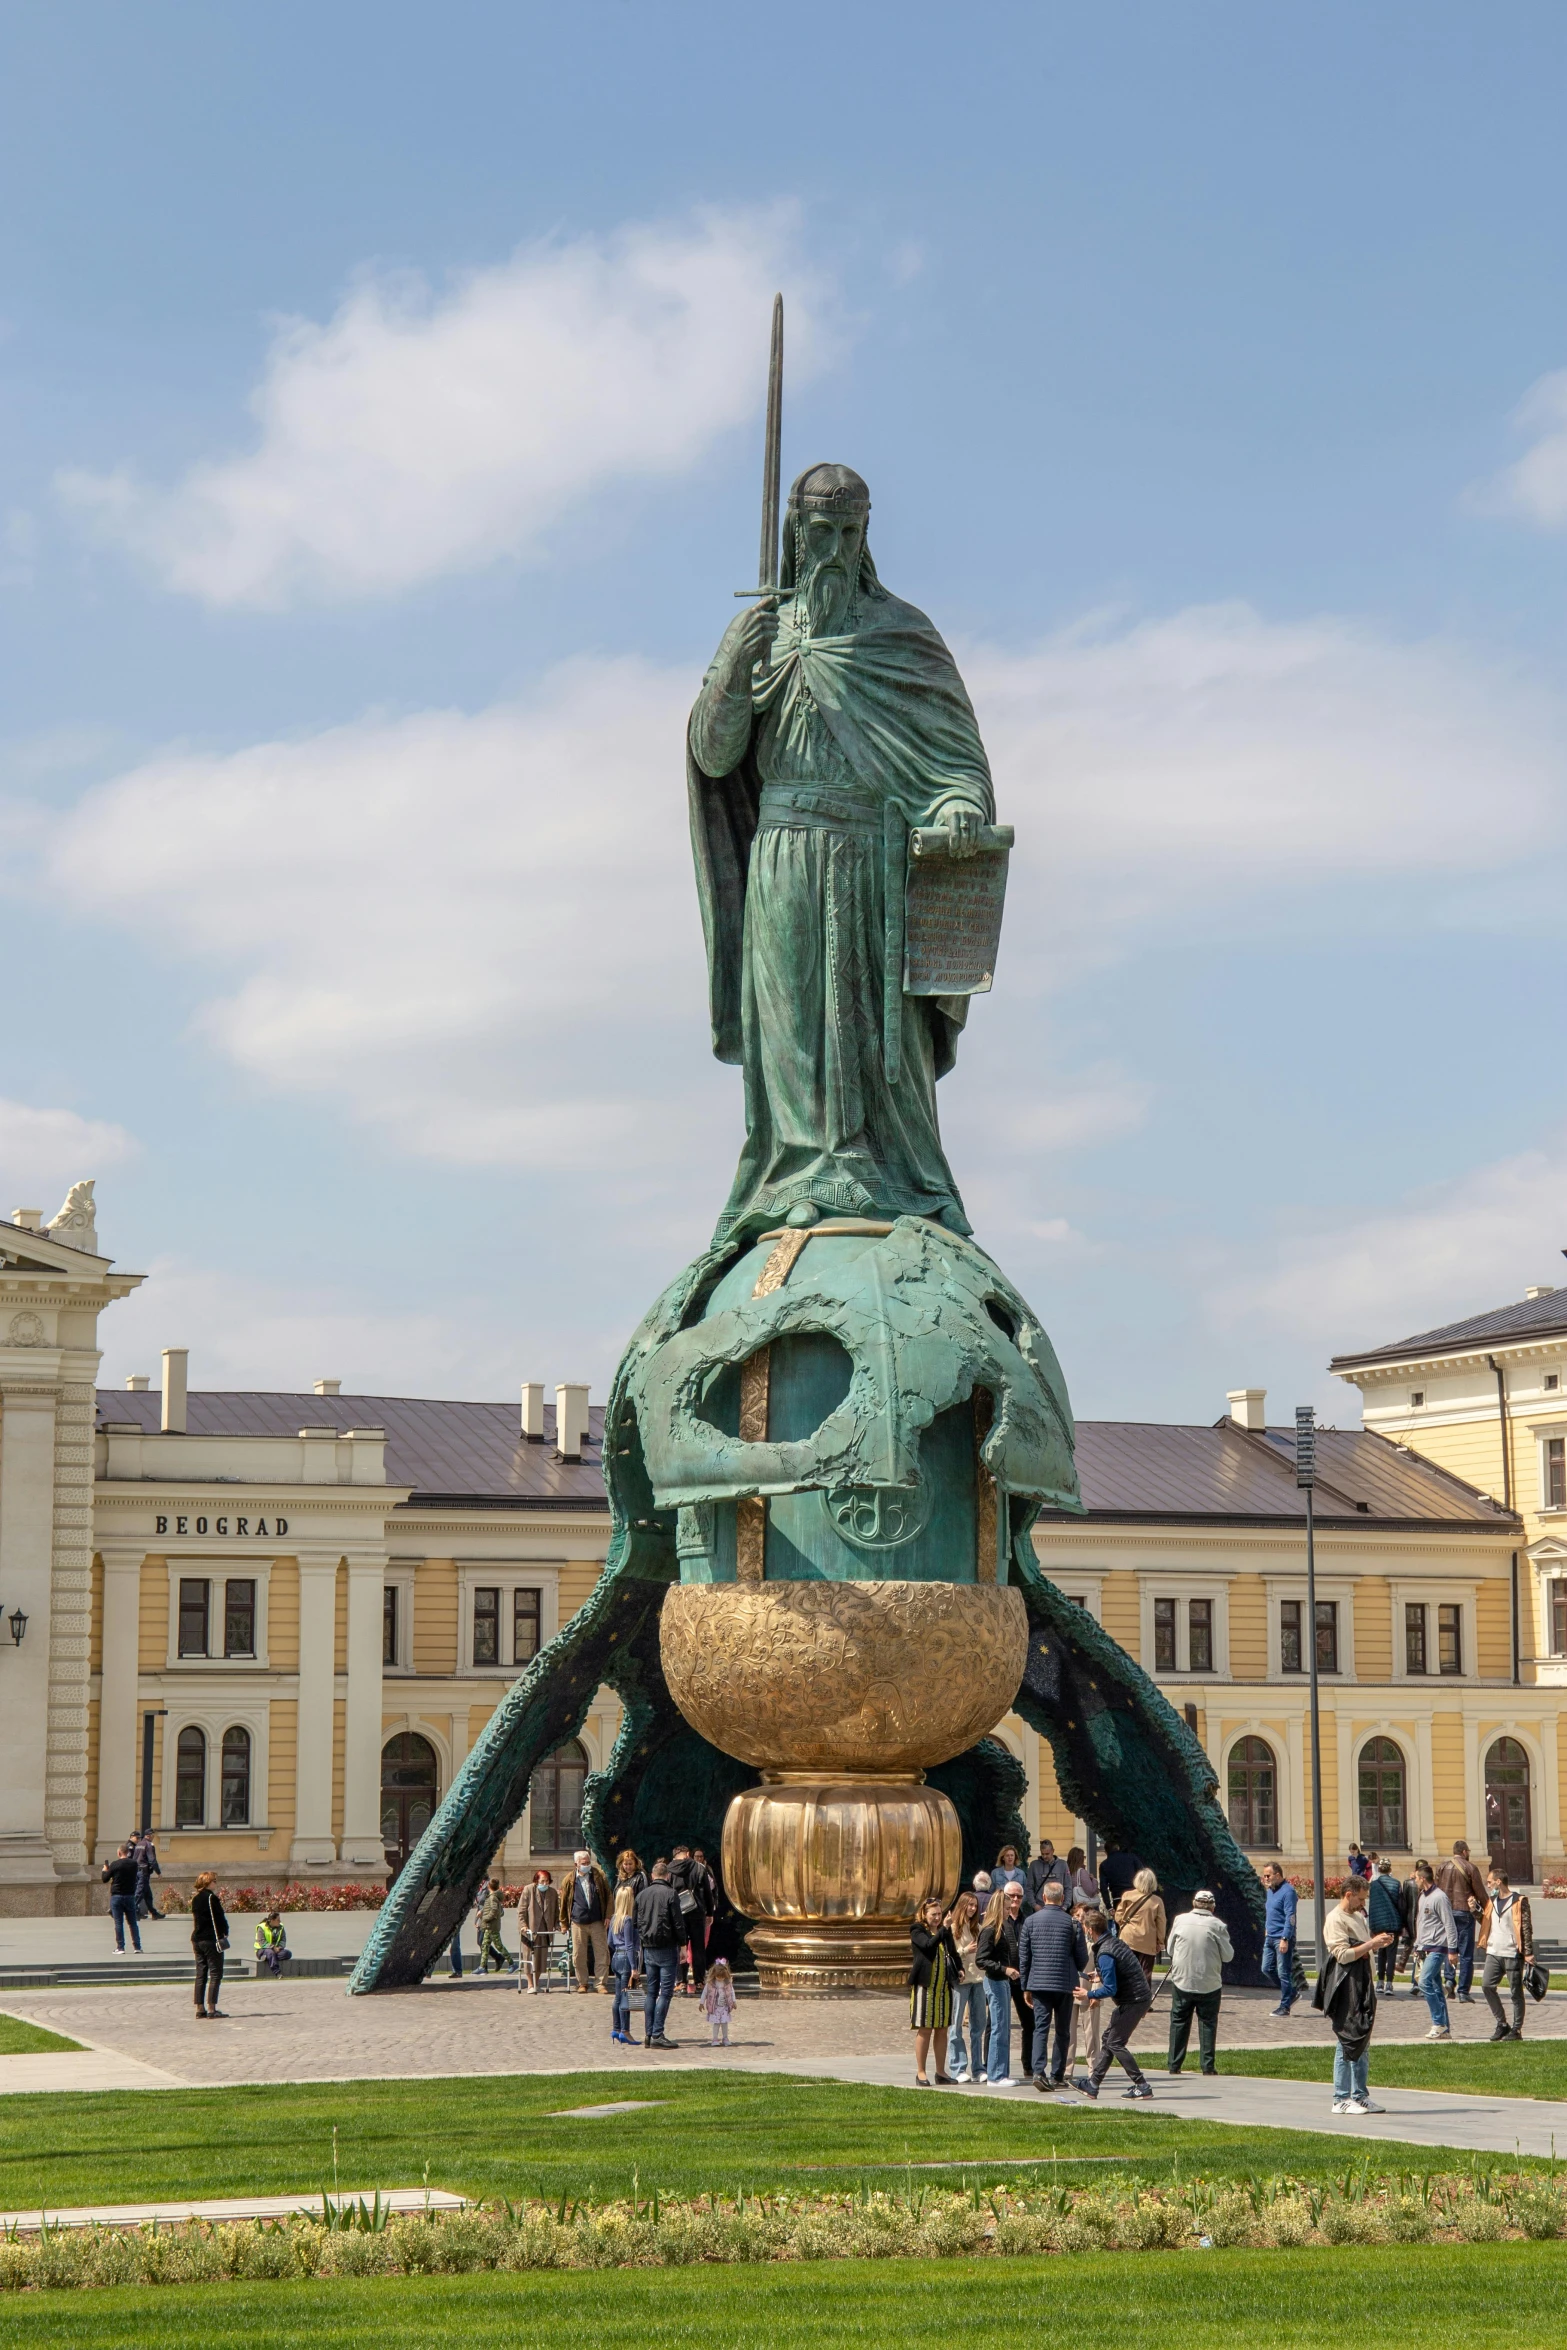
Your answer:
[7,1607,26,1647]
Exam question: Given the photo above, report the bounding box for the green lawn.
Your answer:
[0,2068,1556,2217]
[1222,2038,1567,2099]
[6,2248,1567,2346]
[0,2013,83,2056]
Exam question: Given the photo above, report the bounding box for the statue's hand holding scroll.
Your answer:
[939,803,982,860]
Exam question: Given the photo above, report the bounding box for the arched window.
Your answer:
[529,1739,589,1855]
[175,1726,206,1827]
[1485,1737,1533,1884]
[1358,1736,1406,1849]
[1227,1735,1278,1847]
[381,1733,439,1873]
[220,1726,251,1827]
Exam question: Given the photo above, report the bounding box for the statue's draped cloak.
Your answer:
[688,593,994,1239]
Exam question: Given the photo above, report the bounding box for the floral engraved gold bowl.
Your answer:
[658,1579,1028,1775]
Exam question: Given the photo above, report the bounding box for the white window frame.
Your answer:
[1351,1727,1417,1855]
[382,1567,416,1676]
[1219,1724,1287,1852]
[161,1699,272,1834]
[1139,1578,1230,1679]
[1389,1581,1477,1684]
[165,1561,273,1669]
[1265,1575,1356,1683]
[1538,1425,1567,1514]
[455,1562,560,1677]
[1043,1570,1102,1620]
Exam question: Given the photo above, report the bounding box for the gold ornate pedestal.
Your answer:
[659,1580,1028,1994]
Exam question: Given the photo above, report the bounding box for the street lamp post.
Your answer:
[1296,1404,1327,1965]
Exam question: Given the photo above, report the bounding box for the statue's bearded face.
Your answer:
[797,509,865,634]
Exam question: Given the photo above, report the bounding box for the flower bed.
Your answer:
[1284,1876,1348,1899]
[158,1883,389,1915]
[2,2170,1564,2288]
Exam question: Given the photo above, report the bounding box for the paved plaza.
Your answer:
[6,1972,1567,2158]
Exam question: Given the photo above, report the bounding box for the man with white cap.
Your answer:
[1164,1890,1233,2078]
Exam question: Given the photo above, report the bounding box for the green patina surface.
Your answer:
[348,454,1265,1995]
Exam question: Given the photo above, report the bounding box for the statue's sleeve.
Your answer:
[689,671,754,781]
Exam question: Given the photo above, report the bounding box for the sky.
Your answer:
[2,3,1566,1427]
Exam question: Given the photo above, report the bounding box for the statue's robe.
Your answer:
[688,581,993,1242]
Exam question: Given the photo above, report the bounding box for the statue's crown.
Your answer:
[788,462,870,514]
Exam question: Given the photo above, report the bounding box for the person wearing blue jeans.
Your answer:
[1437,1845,1486,2003]
[1260,1863,1297,2016]
[634,1864,684,2049]
[944,1891,987,2082]
[1412,1863,1458,2037]
[609,1886,641,2046]
[101,1845,142,1955]
[976,1883,1025,2082]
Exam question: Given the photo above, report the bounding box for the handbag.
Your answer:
[1527,1958,1550,2004]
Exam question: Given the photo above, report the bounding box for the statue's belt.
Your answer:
[757,784,882,834]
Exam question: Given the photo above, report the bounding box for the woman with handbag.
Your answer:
[189,1871,230,2019]
[908,1895,962,2087]
[1114,1869,1166,1970]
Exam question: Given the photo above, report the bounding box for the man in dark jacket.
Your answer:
[132,1830,165,1920]
[1019,1884,1088,2089]
[634,1861,684,2049]
[1025,1840,1072,1910]
[1436,1841,1486,2004]
[1074,1908,1153,2100]
[101,1844,142,1955]
[668,1844,712,1994]
[1367,1859,1407,1991]
[566,1849,612,1994]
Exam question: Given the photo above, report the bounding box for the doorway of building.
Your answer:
[381,1732,439,1874]
[1485,1737,1533,1884]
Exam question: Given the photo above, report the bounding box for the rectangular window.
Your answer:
[472,1587,500,1667]
[1315,1600,1339,1676]
[1405,1602,1428,1674]
[223,1578,255,1659]
[1546,1374,1560,1393]
[1188,1598,1213,1673]
[177,1578,209,1659]
[1411,1390,1425,1408]
[1554,1580,1567,1659]
[1547,1437,1566,1510]
[1280,1598,1302,1674]
[1153,1596,1177,1673]
[383,1584,399,1668]
[513,1587,541,1665]
[1437,1601,1462,1676]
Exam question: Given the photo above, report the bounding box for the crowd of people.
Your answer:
[905,1835,1541,2113]
[446,1843,734,2050]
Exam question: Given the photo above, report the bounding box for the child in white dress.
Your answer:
[700,1957,737,2045]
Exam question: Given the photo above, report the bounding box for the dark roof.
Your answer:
[1042,1420,1516,1530]
[1330,1287,1567,1371]
[95,1390,606,1510]
[95,1391,1513,1530]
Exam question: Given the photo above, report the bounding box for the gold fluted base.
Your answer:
[722,1772,962,1997]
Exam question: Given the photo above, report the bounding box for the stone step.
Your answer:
[0,1954,355,1989]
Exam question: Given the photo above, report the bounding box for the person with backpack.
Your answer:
[101,1844,143,1956]
[668,1844,712,1994]
[132,1830,165,1920]
[1073,1905,1153,2099]
[1165,1890,1233,2077]
[1367,1858,1407,1993]
[1479,1866,1533,2043]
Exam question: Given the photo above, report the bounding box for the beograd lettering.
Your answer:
[154,1514,289,1538]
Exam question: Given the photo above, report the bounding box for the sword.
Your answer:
[734,294,783,599]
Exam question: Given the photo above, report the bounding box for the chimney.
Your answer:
[314,1378,342,1395]
[12,1209,41,1231]
[125,1374,150,1391]
[1227,1387,1267,1432]
[521,1381,545,1442]
[161,1347,188,1434]
[555,1382,589,1461]
[1527,1286,1557,1301]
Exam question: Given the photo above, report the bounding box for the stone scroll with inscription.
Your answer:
[902,824,1014,996]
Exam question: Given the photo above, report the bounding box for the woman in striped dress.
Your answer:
[908,1896,962,2086]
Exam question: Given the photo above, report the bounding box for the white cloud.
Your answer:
[58,207,822,607]
[1207,1140,1567,1355]
[1469,368,1567,531]
[27,604,1566,1193]
[968,605,1562,994]
[0,1101,136,1207]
